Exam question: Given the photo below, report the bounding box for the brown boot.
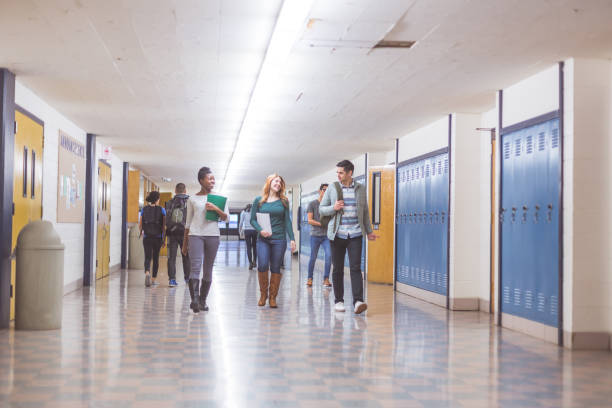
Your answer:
[269,273,282,308]
[257,271,269,306]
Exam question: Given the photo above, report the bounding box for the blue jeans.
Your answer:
[308,235,331,279]
[257,238,287,274]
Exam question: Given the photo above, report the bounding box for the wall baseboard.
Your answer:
[449,297,479,311]
[110,263,121,274]
[501,312,558,345]
[396,282,447,307]
[63,278,83,295]
[564,331,611,350]
[479,299,490,313]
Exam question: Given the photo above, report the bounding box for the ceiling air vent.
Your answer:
[373,40,415,49]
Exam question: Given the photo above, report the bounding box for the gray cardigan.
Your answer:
[319,181,373,241]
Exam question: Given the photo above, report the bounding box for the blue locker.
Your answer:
[501,117,560,327]
[396,150,449,295]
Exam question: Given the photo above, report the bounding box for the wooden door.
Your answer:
[11,109,44,319]
[96,161,111,280]
[367,166,395,284]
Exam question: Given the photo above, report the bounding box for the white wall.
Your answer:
[567,58,612,342]
[503,65,559,127]
[16,81,125,290]
[449,113,484,306]
[479,109,496,308]
[398,117,448,162]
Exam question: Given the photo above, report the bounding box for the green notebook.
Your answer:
[205,194,228,221]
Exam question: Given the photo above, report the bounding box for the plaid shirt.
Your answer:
[336,181,362,239]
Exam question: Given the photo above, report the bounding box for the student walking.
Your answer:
[139,191,166,287]
[306,183,332,287]
[239,204,257,270]
[165,183,190,287]
[182,167,228,314]
[319,160,377,314]
[250,174,296,308]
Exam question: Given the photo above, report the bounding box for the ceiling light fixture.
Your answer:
[220,0,316,193]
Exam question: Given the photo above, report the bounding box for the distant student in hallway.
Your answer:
[239,204,257,270]
[319,160,377,314]
[250,174,296,308]
[306,183,332,287]
[165,183,190,287]
[182,167,228,314]
[139,190,166,287]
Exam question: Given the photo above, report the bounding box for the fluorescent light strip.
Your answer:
[220,0,315,193]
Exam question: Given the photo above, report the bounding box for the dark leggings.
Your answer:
[244,230,258,264]
[143,237,162,278]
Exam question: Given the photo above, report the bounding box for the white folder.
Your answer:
[256,213,272,234]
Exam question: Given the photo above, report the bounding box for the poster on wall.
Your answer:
[57,131,86,223]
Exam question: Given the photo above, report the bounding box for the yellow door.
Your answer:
[159,192,172,256]
[96,161,111,280]
[11,109,44,319]
[367,166,395,284]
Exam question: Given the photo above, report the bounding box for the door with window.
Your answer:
[11,108,44,319]
[96,161,111,280]
[367,166,395,284]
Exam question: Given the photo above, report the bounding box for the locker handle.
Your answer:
[547,204,553,209]
[535,205,540,210]
[522,205,528,210]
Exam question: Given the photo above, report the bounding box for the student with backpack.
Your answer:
[165,183,190,287]
[139,190,166,287]
[306,183,332,287]
[319,160,377,314]
[181,167,228,313]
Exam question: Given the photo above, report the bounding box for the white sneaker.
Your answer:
[354,301,367,314]
[334,302,346,312]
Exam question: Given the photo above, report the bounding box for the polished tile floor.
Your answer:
[1,241,611,407]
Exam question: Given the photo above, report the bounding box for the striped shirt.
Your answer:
[336,182,362,239]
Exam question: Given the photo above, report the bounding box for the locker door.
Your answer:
[96,161,111,280]
[501,118,560,327]
[11,110,44,320]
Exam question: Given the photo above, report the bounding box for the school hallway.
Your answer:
[0,240,610,408]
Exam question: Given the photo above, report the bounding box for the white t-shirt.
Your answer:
[185,194,229,237]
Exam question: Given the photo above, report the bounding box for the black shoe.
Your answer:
[199,280,212,312]
[248,262,254,270]
[190,279,200,313]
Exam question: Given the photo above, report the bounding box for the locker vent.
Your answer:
[514,139,521,156]
[537,292,546,312]
[550,295,558,315]
[421,165,425,177]
[431,163,435,176]
[438,161,442,174]
[444,158,449,173]
[551,128,559,148]
[425,164,430,177]
[503,286,510,304]
[538,132,545,151]
[411,169,415,180]
[503,142,510,159]
[513,288,521,306]
[524,290,533,309]
[526,135,533,154]
[415,167,419,179]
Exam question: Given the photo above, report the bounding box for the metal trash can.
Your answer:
[15,220,65,330]
[128,225,144,270]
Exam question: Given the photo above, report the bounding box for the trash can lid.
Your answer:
[17,220,65,250]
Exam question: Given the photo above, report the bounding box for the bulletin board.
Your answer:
[57,131,86,222]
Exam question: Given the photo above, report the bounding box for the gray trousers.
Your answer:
[167,235,190,281]
[188,235,220,282]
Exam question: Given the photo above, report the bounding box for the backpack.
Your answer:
[165,196,188,235]
[142,205,163,237]
[319,182,344,230]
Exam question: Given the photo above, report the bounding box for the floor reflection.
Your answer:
[0,241,610,407]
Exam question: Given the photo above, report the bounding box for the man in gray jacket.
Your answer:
[319,160,377,314]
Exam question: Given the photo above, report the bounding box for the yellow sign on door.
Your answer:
[96,161,112,280]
